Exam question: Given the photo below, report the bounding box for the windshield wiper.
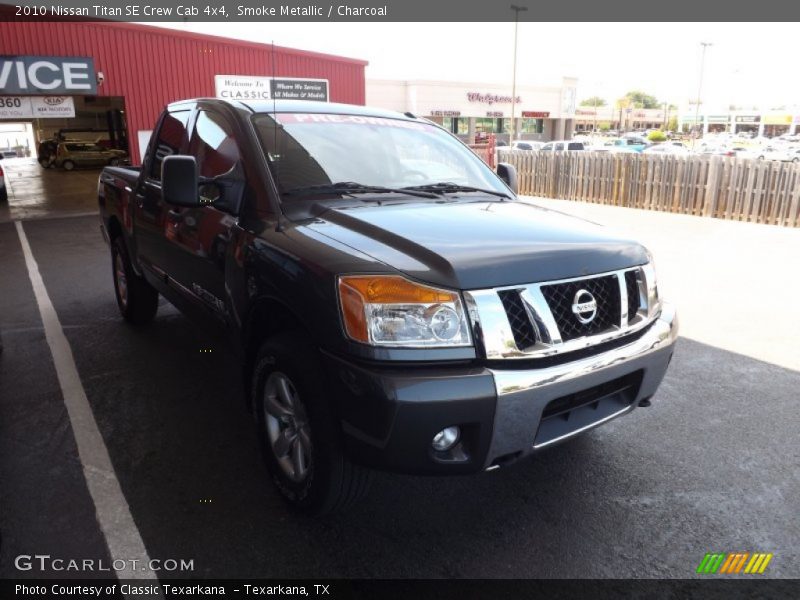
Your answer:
[283,182,438,199]
[402,182,512,199]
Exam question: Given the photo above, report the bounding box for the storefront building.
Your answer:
[677,109,799,137]
[573,106,671,133]
[367,78,578,142]
[0,21,367,162]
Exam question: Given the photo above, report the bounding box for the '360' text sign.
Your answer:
[0,56,97,95]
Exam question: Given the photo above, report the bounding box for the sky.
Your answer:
[151,22,798,111]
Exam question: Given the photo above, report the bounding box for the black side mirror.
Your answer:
[162,155,199,207]
[497,162,518,195]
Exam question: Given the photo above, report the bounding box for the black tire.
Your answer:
[62,160,75,171]
[111,236,158,326]
[252,333,371,515]
[0,186,7,203]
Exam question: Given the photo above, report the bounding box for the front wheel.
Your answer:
[111,236,158,325]
[0,186,7,203]
[252,333,371,515]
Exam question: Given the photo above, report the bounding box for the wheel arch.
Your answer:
[242,297,315,410]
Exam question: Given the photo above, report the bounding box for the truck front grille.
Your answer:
[540,274,620,341]
[463,265,658,361]
[625,270,640,322]
[498,289,538,350]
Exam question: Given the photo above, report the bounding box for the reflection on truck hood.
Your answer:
[304,199,648,289]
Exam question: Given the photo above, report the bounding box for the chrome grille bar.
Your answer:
[464,266,659,360]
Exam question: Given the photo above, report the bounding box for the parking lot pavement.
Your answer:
[0,158,102,223]
[0,214,798,579]
[522,196,800,372]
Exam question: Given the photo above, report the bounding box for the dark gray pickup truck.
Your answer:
[98,98,677,514]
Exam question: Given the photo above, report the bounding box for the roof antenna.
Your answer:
[271,40,284,232]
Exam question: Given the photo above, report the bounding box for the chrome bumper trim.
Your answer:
[490,302,678,396]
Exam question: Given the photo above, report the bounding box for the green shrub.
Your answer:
[647,130,667,142]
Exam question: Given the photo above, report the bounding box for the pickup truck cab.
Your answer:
[99,99,677,514]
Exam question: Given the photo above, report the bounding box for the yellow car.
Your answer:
[54,142,128,170]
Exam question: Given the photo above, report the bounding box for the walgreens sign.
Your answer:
[466,92,522,105]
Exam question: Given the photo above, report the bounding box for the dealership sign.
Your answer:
[0,96,75,118]
[215,75,329,102]
[0,56,96,95]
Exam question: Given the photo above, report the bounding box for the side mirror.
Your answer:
[162,155,199,207]
[496,162,518,195]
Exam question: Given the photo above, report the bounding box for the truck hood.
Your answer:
[304,199,648,290]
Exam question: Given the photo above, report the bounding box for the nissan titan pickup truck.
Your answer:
[98,99,677,514]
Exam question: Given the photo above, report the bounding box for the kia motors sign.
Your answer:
[31,96,76,118]
[0,56,97,95]
[0,95,75,118]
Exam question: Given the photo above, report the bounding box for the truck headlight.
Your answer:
[338,275,471,347]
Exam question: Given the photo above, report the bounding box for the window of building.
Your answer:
[520,118,543,134]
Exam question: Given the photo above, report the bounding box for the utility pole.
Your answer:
[694,42,712,147]
[510,4,527,141]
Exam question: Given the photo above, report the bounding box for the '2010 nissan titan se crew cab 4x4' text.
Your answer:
[99,99,678,514]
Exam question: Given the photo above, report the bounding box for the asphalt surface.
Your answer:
[0,162,798,580]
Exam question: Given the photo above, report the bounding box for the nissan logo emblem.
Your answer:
[571,289,598,324]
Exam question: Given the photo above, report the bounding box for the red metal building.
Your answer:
[0,21,367,161]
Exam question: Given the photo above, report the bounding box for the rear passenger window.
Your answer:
[189,111,242,178]
[568,142,583,150]
[149,110,190,180]
[554,143,565,151]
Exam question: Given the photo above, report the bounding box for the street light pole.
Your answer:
[694,41,712,147]
[510,4,527,141]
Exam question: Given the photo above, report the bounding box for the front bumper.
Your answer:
[323,302,678,474]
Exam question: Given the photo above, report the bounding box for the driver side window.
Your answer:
[189,111,242,178]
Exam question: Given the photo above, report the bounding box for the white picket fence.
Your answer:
[497,149,800,228]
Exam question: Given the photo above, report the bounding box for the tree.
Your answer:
[622,90,660,109]
[580,96,607,107]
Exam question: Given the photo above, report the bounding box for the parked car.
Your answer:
[755,146,798,162]
[98,99,677,514]
[643,144,693,155]
[611,137,651,153]
[54,142,128,170]
[540,140,585,151]
[1,150,18,159]
[510,140,543,151]
[0,158,7,202]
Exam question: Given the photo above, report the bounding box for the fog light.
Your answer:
[432,426,460,452]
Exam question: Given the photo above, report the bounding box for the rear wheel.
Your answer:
[111,236,158,326]
[0,187,7,203]
[252,333,371,515]
[62,160,75,171]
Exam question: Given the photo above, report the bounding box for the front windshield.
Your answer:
[252,112,508,199]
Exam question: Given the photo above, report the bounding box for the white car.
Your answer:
[510,140,544,151]
[0,158,7,203]
[643,144,693,155]
[755,146,798,162]
[540,140,586,151]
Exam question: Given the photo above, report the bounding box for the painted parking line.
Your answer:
[15,220,158,585]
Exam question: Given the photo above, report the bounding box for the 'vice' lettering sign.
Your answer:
[0,56,97,95]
